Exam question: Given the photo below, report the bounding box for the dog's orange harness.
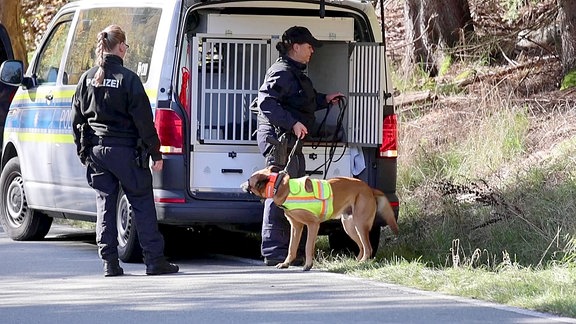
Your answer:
[279,177,334,221]
[264,173,280,198]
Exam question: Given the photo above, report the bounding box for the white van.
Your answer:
[0,0,398,261]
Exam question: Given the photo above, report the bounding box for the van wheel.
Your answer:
[116,190,142,263]
[0,157,53,240]
[328,226,381,258]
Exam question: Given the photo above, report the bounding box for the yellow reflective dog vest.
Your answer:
[280,177,334,221]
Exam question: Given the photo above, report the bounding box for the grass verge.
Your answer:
[316,254,576,318]
[317,84,576,319]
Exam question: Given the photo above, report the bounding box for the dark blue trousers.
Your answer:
[86,145,165,265]
[260,144,306,261]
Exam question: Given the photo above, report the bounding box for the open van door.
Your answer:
[0,23,17,146]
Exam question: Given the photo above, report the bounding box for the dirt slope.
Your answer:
[382,0,575,185]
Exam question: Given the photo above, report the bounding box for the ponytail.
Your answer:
[93,31,107,86]
[93,25,126,86]
[275,41,290,56]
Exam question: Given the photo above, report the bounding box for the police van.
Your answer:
[0,23,17,153]
[0,0,398,261]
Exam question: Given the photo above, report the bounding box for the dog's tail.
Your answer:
[373,189,399,235]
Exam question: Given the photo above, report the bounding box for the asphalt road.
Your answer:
[1,225,575,324]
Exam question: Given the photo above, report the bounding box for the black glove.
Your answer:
[77,123,92,166]
[134,139,150,169]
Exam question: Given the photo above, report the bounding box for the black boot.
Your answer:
[103,260,124,277]
[146,259,179,275]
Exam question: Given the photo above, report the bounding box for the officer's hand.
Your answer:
[292,122,308,139]
[151,159,163,172]
[326,92,344,104]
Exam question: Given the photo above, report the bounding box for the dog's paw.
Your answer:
[302,264,312,271]
[275,262,290,269]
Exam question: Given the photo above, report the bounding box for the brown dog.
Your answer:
[241,166,399,271]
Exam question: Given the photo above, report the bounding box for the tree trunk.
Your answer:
[0,0,28,67]
[403,0,473,77]
[557,0,576,77]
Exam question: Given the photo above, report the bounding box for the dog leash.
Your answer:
[283,137,301,173]
[272,137,302,195]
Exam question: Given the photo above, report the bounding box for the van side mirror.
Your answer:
[0,60,24,86]
[0,60,36,89]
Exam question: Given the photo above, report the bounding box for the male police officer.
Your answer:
[72,25,178,276]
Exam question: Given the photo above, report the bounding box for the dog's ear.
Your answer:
[248,173,270,197]
[304,177,314,192]
[254,176,269,191]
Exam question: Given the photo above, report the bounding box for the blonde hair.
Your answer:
[93,25,126,86]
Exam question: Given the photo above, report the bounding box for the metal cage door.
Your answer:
[347,43,386,146]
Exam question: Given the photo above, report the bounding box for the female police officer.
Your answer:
[71,25,178,276]
[254,26,343,266]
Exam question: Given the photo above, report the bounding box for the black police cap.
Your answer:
[282,26,322,48]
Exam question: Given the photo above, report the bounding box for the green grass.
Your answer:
[54,218,96,230]
[316,254,576,318]
[317,85,576,319]
[561,70,576,90]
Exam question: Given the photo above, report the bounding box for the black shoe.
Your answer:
[103,260,124,277]
[146,261,179,275]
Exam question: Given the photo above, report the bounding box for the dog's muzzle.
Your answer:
[240,180,252,194]
[241,172,285,199]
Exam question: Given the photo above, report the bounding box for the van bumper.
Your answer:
[155,200,263,227]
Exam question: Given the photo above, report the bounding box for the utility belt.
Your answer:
[90,136,137,147]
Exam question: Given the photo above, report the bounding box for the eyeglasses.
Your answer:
[124,43,130,49]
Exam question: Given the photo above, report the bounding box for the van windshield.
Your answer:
[64,7,161,85]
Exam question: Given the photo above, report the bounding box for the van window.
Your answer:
[64,7,161,85]
[35,16,72,85]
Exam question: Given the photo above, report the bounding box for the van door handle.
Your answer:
[221,169,243,174]
[45,93,54,101]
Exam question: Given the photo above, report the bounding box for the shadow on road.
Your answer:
[40,224,263,263]
[44,232,96,244]
[163,226,263,261]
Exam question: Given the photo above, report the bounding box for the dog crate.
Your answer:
[190,35,386,146]
[191,35,268,144]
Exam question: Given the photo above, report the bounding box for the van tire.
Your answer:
[0,157,53,240]
[328,226,381,258]
[116,190,143,263]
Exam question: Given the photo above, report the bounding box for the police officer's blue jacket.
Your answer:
[71,54,161,161]
[256,56,328,132]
